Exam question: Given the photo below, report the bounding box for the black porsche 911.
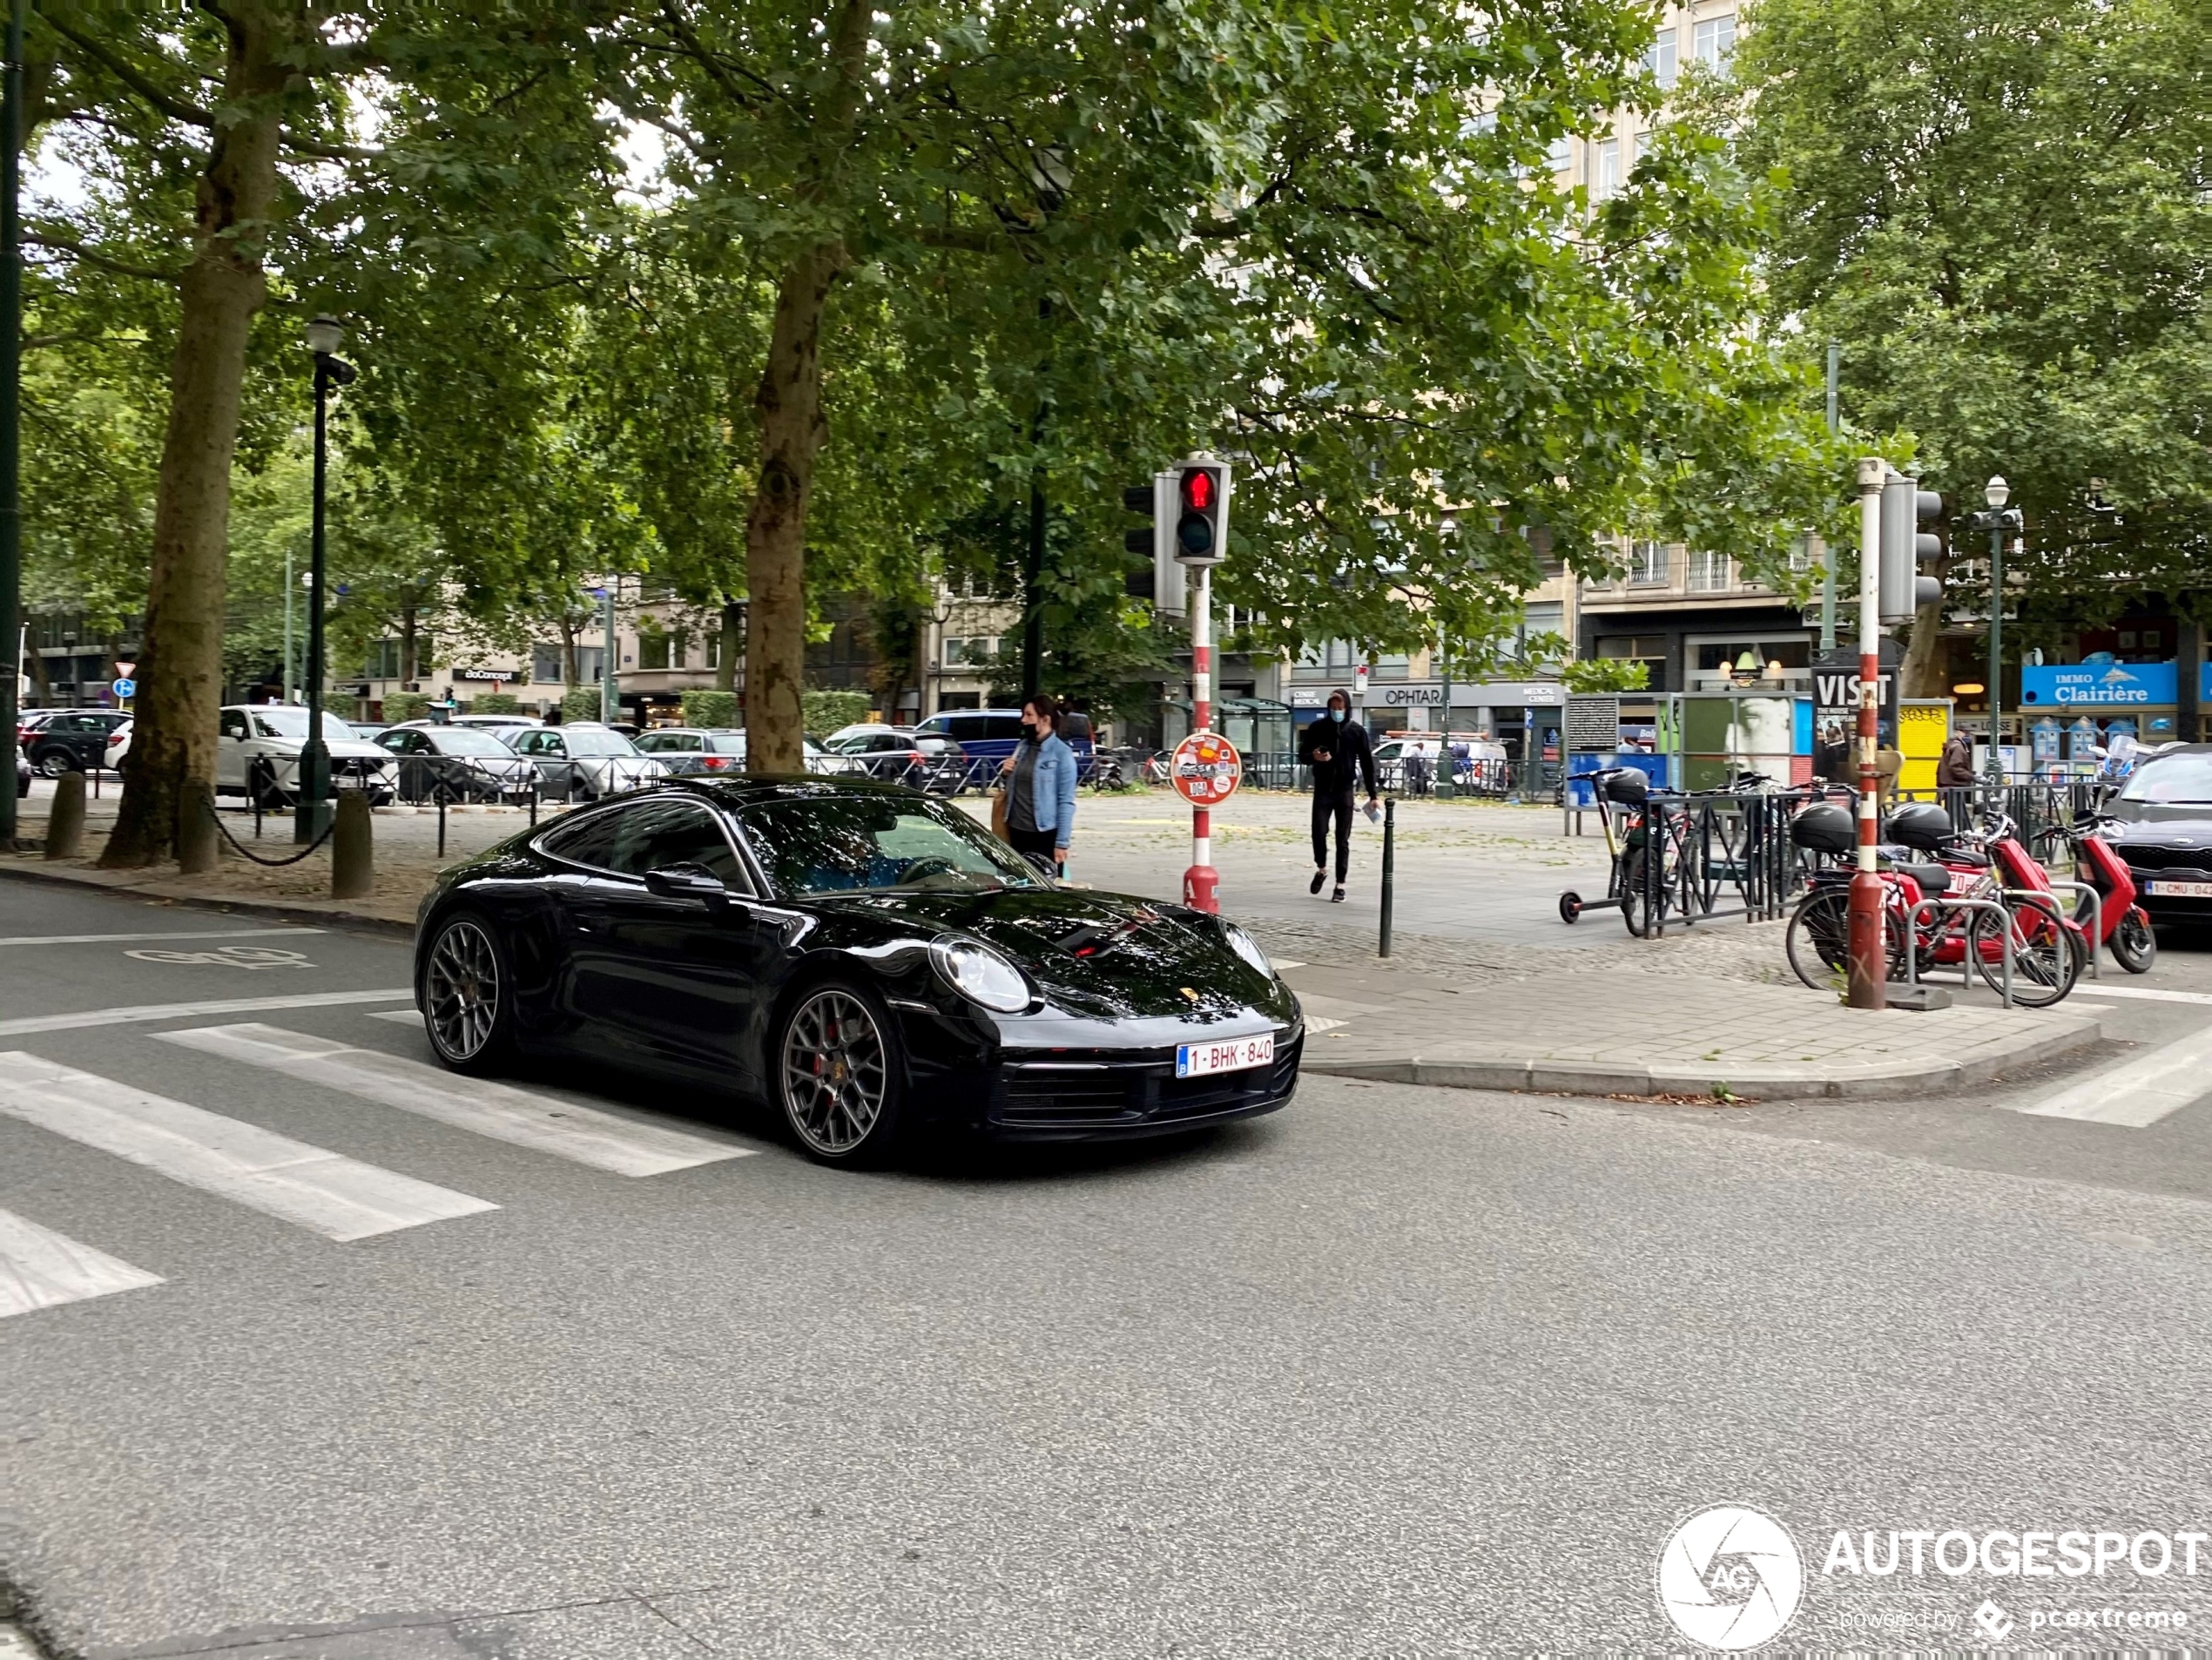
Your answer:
[2104,745,2212,925]
[410,775,1303,1164]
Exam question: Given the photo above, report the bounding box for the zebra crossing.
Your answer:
[0,1016,761,1319]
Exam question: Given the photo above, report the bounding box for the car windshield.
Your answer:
[2121,753,2212,803]
[248,709,356,742]
[429,727,515,755]
[562,728,640,758]
[740,794,1042,896]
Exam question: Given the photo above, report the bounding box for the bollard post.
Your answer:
[436,784,448,859]
[178,779,218,874]
[331,790,373,900]
[1379,796,1395,958]
[44,769,85,859]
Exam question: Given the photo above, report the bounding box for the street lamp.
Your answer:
[1963,475,2024,793]
[297,314,355,842]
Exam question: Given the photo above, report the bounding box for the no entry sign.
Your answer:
[1170,731,1243,807]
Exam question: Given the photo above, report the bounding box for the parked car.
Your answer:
[504,722,669,802]
[22,709,132,776]
[446,712,541,732]
[2099,745,2212,925]
[107,706,400,806]
[376,724,539,804]
[822,726,970,790]
[410,776,1302,1166]
[911,707,1097,783]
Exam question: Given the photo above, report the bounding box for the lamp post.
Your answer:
[297,314,355,842]
[1964,476,2024,793]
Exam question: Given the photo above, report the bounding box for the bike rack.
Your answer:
[1904,894,2017,1009]
[2043,879,2102,981]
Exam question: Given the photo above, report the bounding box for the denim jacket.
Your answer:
[1022,732,1079,841]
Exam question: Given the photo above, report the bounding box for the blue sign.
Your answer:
[111,677,136,698]
[2018,659,2175,709]
[2199,661,2212,703]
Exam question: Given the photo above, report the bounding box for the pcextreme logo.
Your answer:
[1656,1505,1805,1650]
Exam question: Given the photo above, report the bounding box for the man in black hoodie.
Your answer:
[1297,689,1380,902]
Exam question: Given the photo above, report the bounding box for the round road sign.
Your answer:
[1170,731,1242,807]
[111,677,137,698]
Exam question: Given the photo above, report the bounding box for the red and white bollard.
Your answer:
[1183,563,1219,912]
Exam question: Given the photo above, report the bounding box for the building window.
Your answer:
[367,639,402,679]
[529,644,563,684]
[575,645,604,685]
[1647,27,1677,88]
[1593,138,1622,200]
[636,631,673,671]
[1692,15,1736,71]
[1688,549,1732,591]
[943,635,999,668]
[1629,540,1669,585]
[1545,134,1573,172]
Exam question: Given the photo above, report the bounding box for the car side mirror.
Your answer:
[644,863,729,903]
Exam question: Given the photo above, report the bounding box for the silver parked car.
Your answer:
[503,723,669,802]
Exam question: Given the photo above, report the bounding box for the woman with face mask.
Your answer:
[996,692,1077,875]
[1296,690,1380,901]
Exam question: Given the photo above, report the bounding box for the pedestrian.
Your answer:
[1297,690,1380,902]
[996,692,1076,876]
[1814,720,1850,782]
[1937,729,1976,787]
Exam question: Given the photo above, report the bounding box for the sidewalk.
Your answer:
[1287,959,2106,1099]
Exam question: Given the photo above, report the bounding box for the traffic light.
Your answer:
[1173,460,1230,566]
[1878,471,1944,624]
[1122,473,1184,616]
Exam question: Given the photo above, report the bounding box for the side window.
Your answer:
[606,798,745,887]
[219,710,248,740]
[536,806,625,870]
[984,716,1027,741]
[947,715,987,743]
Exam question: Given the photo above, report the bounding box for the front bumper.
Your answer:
[981,1029,1303,1141]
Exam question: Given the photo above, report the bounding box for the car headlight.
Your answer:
[930,938,1031,1013]
[1222,921,1271,979]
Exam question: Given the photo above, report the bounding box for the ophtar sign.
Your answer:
[2020,661,2175,708]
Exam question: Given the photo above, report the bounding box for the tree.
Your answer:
[1724,0,2212,688]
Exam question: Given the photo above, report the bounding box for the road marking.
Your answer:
[2072,985,2212,1007]
[0,989,414,1038]
[1273,960,1307,971]
[0,1052,497,1240]
[156,1025,756,1177]
[364,1009,421,1024]
[1305,1017,1346,1035]
[2016,1025,2212,1128]
[0,1206,164,1319]
[0,928,324,948]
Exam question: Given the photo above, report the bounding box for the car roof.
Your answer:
[650,774,951,808]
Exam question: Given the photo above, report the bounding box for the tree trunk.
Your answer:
[742,245,840,774]
[103,4,293,867]
[561,617,580,688]
[716,598,743,695]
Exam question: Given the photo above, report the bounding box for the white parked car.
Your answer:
[504,722,670,802]
[108,706,399,806]
[446,712,541,732]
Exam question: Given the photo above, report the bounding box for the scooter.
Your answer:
[2037,813,2156,973]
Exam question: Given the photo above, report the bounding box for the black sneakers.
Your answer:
[1331,886,1346,903]
[1310,868,1326,895]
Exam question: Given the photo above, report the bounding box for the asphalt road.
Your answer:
[6,879,2212,1657]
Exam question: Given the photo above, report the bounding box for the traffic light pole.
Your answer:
[0,0,23,851]
[1847,457,1888,1009]
[1182,560,1218,914]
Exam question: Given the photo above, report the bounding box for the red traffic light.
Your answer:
[1181,468,1216,510]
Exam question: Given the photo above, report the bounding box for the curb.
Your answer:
[1302,1013,2108,1100]
[0,860,416,942]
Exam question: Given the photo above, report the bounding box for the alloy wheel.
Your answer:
[781,989,890,1156]
[426,918,501,1061]
[37,753,71,778]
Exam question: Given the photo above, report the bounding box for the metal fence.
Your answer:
[1887,782,2108,841]
[1627,786,1806,936]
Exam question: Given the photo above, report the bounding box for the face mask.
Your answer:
[1329,708,1346,724]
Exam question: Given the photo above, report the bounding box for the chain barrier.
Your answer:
[202,787,338,867]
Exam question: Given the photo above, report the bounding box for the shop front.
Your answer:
[2019,659,2178,773]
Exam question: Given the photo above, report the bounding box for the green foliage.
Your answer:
[1723,0,2212,613]
[800,690,870,736]
[381,691,433,724]
[469,692,522,714]
[682,689,741,730]
[1560,659,1653,694]
[561,687,604,724]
